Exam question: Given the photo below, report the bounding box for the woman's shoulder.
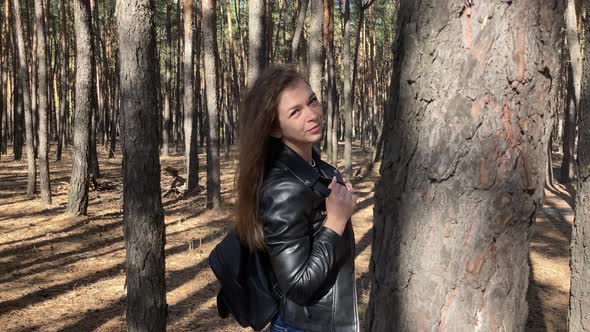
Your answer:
[261,165,311,198]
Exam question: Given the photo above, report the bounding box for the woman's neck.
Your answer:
[283,140,313,162]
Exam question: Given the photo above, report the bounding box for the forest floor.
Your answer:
[0,144,573,332]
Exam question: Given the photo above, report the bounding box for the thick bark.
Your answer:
[290,0,308,62]
[182,0,198,193]
[116,0,167,330]
[202,0,221,208]
[569,3,590,330]
[247,0,266,86]
[13,0,37,197]
[66,0,96,216]
[367,1,564,331]
[35,0,51,204]
[161,0,172,156]
[342,0,352,177]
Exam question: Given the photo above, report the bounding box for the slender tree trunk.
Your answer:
[202,0,221,208]
[309,0,323,101]
[225,0,240,122]
[115,1,167,331]
[247,0,266,86]
[323,0,330,157]
[562,63,577,182]
[342,0,352,177]
[12,28,24,160]
[367,1,564,330]
[175,0,183,153]
[290,0,308,62]
[89,0,100,180]
[265,0,273,62]
[182,0,198,193]
[234,0,247,88]
[35,0,51,204]
[13,0,37,197]
[561,0,582,183]
[161,0,172,157]
[57,0,68,161]
[66,0,96,216]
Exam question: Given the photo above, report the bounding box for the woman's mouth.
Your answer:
[308,125,321,134]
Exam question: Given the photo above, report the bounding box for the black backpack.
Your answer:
[208,229,283,331]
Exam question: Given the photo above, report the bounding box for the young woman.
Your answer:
[235,65,359,332]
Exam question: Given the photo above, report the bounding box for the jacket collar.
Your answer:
[269,137,341,189]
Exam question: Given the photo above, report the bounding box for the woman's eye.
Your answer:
[310,97,319,105]
[290,109,300,117]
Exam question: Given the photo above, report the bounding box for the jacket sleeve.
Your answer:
[259,177,350,306]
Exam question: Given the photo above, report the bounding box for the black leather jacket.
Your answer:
[259,139,359,332]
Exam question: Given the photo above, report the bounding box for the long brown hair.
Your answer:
[235,64,307,251]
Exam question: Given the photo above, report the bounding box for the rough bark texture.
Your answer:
[202,0,221,209]
[13,0,37,197]
[569,3,590,329]
[116,1,167,330]
[35,0,52,205]
[182,0,198,193]
[308,0,323,102]
[366,1,564,331]
[66,0,96,216]
[247,0,265,86]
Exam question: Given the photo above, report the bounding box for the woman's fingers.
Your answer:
[342,176,354,193]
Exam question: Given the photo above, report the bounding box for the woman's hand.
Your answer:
[342,176,354,193]
[324,177,357,236]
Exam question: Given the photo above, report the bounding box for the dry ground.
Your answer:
[0,145,572,331]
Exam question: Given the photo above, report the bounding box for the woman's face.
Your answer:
[272,79,323,156]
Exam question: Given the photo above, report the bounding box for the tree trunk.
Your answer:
[309,0,323,101]
[66,0,96,216]
[247,0,266,86]
[225,0,240,125]
[202,0,221,208]
[265,0,273,62]
[182,0,199,193]
[324,0,333,160]
[35,0,51,204]
[569,3,590,330]
[342,0,352,177]
[161,0,172,157]
[366,1,564,331]
[12,29,24,160]
[116,0,167,330]
[562,63,577,183]
[13,0,37,197]
[57,0,68,161]
[290,0,308,62]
